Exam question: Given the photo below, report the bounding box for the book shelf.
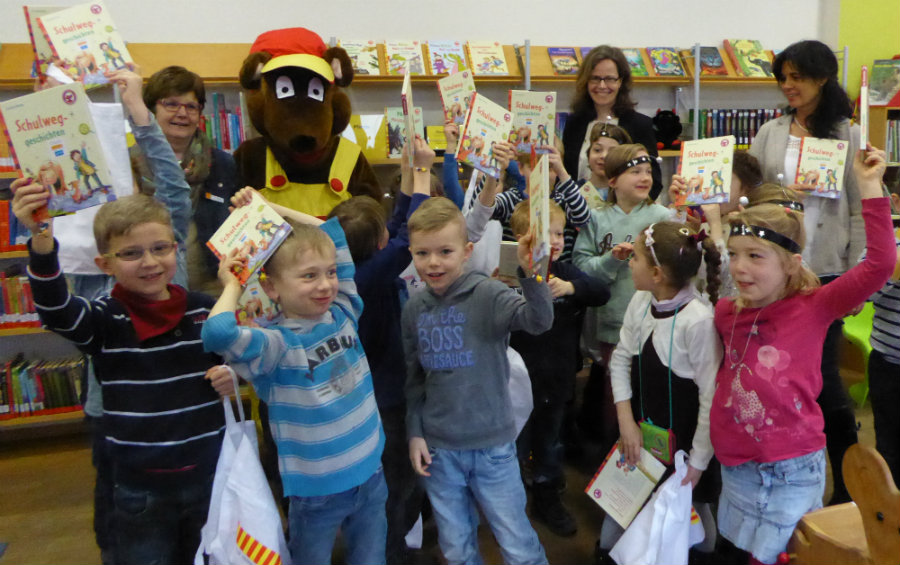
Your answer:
[869,106,899,165]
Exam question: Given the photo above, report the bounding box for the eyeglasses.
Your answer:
[105,241,177,261]
[588,75,621,86]
[157,99,202,115]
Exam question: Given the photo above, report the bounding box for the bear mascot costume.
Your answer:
[235,27,381,217]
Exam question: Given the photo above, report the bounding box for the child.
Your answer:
[712,145,895,565]
[403,197,552,565]
[597,221,723,561]
[327,138,432,565]
[507,200,610,537]
[573,144,672,452]
[577,122,632,206]
[201,198,387,565]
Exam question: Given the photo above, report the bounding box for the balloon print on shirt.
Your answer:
[417,306,475,370]
[726,344,796,440]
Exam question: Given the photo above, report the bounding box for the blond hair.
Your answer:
[745,183,805,209]
[509,200,565,238]
[408,197,467,244]
[265,219,335,277]
[93,194,172,254]
[727,203,820,307]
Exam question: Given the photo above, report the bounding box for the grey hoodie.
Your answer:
[402,270,553,450]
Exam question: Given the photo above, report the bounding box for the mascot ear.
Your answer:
[324,46,354,87]
[240,52,272,90]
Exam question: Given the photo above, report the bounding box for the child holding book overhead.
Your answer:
[403,197,552,565]
[712,145,894,565]
[202,193,387,565]
[595,221,723,563]
[577,122,633,207]
[573,144,672,453]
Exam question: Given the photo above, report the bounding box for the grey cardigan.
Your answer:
[749,115,864,276]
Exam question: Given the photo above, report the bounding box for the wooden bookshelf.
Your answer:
[0,249,28,259]
[0,326,47,337]
[869,106,898,154]
[0,409,86,442]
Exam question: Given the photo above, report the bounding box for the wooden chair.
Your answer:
[787,444,900,565]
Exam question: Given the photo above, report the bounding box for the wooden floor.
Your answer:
[0,404,876,565]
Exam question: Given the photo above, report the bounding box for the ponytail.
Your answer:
[700,238,722,305]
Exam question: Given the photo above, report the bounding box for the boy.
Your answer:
[201,196,387,565]
[508,200,610,537]
[403,197,553,565]
[328,138,431,565]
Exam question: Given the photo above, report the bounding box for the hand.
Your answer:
[205,365,236,397]
[217,248,244,288]
[681,464,703,488]
[611,242,633,261]
[844,302,865,317]
[106,66,148,124]
[229,187,258,211]
[684,209,702,231]
[413,136,436,170]
[548,277,574,298]
[786,183,813,194]
[409,437,432,476]
[516,229,536,275]
[491,140,516,171]
[543,145,569,181]
[669,175,686,206]
[853,143,888,198]
[618,418,643,466]
[10,177,51,234]
[443,121,459,154]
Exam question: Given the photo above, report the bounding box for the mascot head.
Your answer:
[240,28,354,163]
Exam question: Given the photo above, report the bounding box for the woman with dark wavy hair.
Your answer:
[562,45,662,198]
[748,39,861,508]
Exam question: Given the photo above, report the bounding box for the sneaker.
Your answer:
[594,541,612,565]
[532,482,577,537]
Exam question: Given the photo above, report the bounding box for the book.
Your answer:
[425,125,447,151]
[547,47,579,75]
[23,6,64,84]
[795,137,849,199]
[860,65,869,148]
[206,191,292,285]
[621,48,650,78]
[580,46,596,62]
[529,155,551,280]
[437,70,476,125]
[497,241,520,287]
[508,90,556,154]
[384,106,424,158]
[35,0,133,89]
[646,47,685,77]
[680,46,730,76]
[338,40,382,75]
[0,83,116,218]
[457,93,513,179]
[426,40,468,75]
[467,41,509,76]
[400,70,419,165]
[869,58,900,106]
[585,443,667,529]
[384,40,425,75]
[578,180,608,209]
[676,136,736,205]
[723,40,773,78]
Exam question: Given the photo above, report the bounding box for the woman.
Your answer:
[130,65,238,294]
[748,39,862,506]
[562,45,662,198]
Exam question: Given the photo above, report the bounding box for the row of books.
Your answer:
[688,108,784,149]
[196,92,250,153]
[0,200,29,252]
[338,39,779,79]
[885,119,900,163]
[1,355,85,418]
[0,273,40,329]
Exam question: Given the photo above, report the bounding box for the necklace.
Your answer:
[726,306,764,370]
[793,117,809,134]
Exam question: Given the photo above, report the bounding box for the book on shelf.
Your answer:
[426,40,469,75]
[338,40,383,75]
[585,443,667,529]
[579,46,595,61]
[0,83,116,219]
[384,40,426,76]
[437,70,476,125]
[508,90,556,154]
[679,46,731,77]
[723,39,774,78]
[0,273,40,329]
[886,119,900,163]
[555,112,569,139]
[869,58,900,107]
[340,114,388,161]
[795,137,848,199]
[547,47,579,75]
[1,356,84,419]
[645,47,686,77]
[529,155,551,281]
[206,191,292,286]
[384,106,424,158]
[457,93,513,178]
[621,48,650,78]
[236,272,281,328]
[467,41,509,76]
[676,135,735,206]
[33,0,133,89]
[689,107,782,148]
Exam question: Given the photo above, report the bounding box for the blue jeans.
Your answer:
[288,468,388,565]
[424,442,547,565]
[113,476,213,565]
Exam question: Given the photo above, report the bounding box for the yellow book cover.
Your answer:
[457,93,513,178]
[796,137,848,199]
[338,39,382,75]
[677,135,735,205]
[437,70,476,124]
[384,40,425,75]
[508,90,556,154]
[467,41,509,75]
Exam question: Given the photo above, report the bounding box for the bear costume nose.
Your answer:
[289,135,318,153]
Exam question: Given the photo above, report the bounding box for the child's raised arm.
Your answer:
[230,187,323,226]
[479,140,514,208]
[854,144,888,200]
[106,66,149,126]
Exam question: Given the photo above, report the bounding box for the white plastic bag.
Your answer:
[610,450,698,565]
[507,347,533,436]
[195,375,290,565]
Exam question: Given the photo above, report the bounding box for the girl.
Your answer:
[577,122,632,208]
[595,221,724,562]
[712,146,894,565]
[573,144,672,451]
